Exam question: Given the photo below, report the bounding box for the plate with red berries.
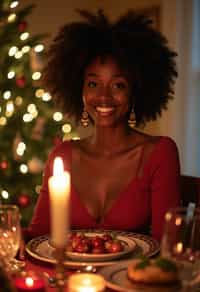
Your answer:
[65,231,136,261]
[26,229,159,267]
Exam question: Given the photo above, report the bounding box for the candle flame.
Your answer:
[25,277,34,287]
[53,157,64,176]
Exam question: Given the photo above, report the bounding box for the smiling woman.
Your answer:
[25,9,181,242]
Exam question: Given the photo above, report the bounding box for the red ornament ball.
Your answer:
[18,21,27,32]
[0,160,8,169]
[18,194,30,208]
[16,76,26,88]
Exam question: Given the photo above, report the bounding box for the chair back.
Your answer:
[180,175,200,206]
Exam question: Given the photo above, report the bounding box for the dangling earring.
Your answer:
[81,108,89,127]
[128,107,136,129]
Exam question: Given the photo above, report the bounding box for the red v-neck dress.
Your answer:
[26,136,181,241]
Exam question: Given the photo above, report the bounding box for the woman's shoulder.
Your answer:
[134,131,178,151]
[143,135,179,168]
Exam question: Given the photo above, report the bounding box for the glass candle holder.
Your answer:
[67,273,105,292]
[14,271,46,292]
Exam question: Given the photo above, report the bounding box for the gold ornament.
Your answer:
[128,108,136,129]
[81,109,89,127]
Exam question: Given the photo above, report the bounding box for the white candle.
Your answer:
[48,157,70,247]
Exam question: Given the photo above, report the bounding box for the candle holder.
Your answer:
[54,246,67,292]
[14,270,47,292]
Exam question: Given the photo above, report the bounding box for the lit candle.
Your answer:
[15,274,46,292]
[48,157,70,247]
[67,273,105,292]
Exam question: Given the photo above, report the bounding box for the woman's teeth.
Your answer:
[96,107,114,113]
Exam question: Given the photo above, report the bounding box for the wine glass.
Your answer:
[161,206,200,291]
[0,205,24,273]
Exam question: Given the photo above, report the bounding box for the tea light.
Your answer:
[48,156,70,247]
[14,272,46,292]
[67,273,105,292]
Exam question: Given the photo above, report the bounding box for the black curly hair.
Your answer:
[42,9,177,126]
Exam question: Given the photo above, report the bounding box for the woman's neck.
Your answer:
[89,125,133,156]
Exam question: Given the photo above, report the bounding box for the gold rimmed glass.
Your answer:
[0,204,24,273]
[161,207,200,291]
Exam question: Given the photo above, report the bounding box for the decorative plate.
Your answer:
[26,230,159,268]
[63,231,136,261]
[99,262,181,292]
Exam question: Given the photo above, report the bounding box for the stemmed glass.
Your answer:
[0,205,24,273]
[161,206,200,291]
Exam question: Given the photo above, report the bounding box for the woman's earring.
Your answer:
[81,108,89,127]
[128,107,136,129]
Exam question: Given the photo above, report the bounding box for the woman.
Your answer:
[27,10,180,241]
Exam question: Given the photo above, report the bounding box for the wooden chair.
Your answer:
[180,175,200,207]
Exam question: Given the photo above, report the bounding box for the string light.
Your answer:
[32,72,41,80]
[3,91,11,100]
[1,190,9,199]
[15,51,23,59]
[0,117,7,126]
[34,44,44,53]
[6,101,14,117]
[16,142,26,156]
[10,1,19,9]
[35,89,44,98]
[62,123,72,133]
[7,71,15,79]
[53,112,63,122]
[20,32,29,41]
[42,92,51,101]
[27,104,38,118]
[22,46,30,53]
[8,46,18,56]
[23,113,33,122]
[8,13,16,23]
[15,96,23,106]
[19,164,28,174]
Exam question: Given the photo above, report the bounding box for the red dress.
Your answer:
[26,136,181,241]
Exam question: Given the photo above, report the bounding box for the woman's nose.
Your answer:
[97,85,112,100]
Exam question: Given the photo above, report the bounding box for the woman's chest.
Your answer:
[71,146,150,222]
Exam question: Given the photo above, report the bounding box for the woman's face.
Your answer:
[83,56,131,128]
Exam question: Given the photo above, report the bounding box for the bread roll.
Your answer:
[127,257,178,284]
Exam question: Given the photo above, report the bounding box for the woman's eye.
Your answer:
[113,82,127,90]
[87,81,97,88]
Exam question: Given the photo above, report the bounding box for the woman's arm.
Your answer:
[150,137,181,241]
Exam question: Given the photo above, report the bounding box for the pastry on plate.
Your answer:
[127,257,179,284]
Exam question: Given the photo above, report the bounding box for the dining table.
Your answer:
[10,230,194,292]
[13,254,114,292]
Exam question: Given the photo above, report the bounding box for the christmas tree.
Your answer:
[0,0,78,227]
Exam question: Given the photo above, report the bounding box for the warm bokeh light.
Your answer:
[53,112,63,122]
[20,32,29,41]
[34,44,44,52]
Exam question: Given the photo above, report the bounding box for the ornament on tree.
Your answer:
[17,193,30,208]
[31,117,45,140]
[28,157,44,174]
[18,21,27,32]
[0,160,8,170]
[16,76,26,88]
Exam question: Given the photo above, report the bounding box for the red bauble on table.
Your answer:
[18,194,31,208]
